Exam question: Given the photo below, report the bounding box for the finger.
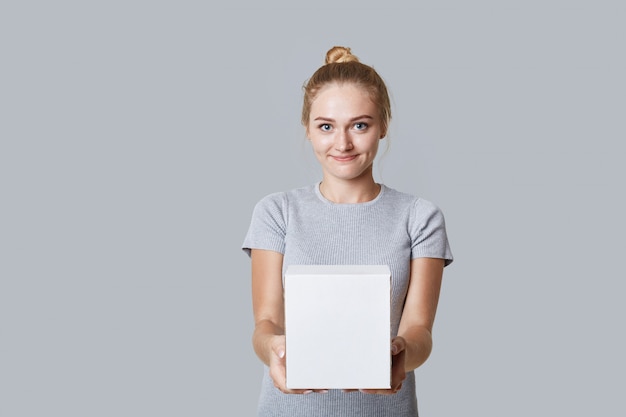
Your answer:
[282,388,326,395]
[359,389,395,395]
[271,381,311,395]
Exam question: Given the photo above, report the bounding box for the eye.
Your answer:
[354,122,368,130]
[319,123,332,132]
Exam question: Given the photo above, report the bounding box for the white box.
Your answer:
[284,265,391,389]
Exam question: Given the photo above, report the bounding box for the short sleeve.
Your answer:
[241,193,288,257]
[409,199,454,266]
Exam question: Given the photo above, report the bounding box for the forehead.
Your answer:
[310,83,377,117]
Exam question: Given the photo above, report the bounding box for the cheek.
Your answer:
[357,136,380,152]
[309,140,325,156]
[310,136,333,151]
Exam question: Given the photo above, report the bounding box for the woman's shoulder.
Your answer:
[381,185,444,214]
[253,184,317,209]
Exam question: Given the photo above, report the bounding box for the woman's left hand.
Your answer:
[343,336,407,395]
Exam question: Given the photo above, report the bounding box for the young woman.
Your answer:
[242,46,453,417]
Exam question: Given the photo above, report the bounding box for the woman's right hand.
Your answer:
[268,335,328,395]
[268,335,290,392]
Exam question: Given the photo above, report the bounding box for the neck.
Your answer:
[319,177,381,204]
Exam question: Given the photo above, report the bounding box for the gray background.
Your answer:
[1,1,624,416]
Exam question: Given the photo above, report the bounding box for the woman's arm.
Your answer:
[356,257,445,395]
[397,257,445,371]
[250,249,317,394]
[251,249,285,366]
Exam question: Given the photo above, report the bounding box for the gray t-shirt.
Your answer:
[242,183,453,417]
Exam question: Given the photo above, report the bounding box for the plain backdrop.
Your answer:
[1,1,624,416]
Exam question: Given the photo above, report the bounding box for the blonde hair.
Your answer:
[301,46,391,136]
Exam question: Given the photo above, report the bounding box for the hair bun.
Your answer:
[325,46,360,64]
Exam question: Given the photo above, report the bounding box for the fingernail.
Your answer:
[391,345,398,354]
[303,390,313,395]
[278,350,285,359]
[320,389,329,394]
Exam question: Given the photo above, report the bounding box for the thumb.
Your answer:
[391,337,406,355]
[276,348,285,359]
[272,342,285,359]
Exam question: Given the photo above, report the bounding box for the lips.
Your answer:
[331,155,358,162]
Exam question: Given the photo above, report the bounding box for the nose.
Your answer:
[335,130,353,152]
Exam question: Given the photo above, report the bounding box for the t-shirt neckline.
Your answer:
[314,181,386,206]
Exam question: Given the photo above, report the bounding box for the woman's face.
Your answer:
[307,83,383,183]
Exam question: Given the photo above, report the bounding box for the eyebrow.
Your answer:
[313,115,374,122]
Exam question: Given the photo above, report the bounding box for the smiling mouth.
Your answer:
[332,155,358,162]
